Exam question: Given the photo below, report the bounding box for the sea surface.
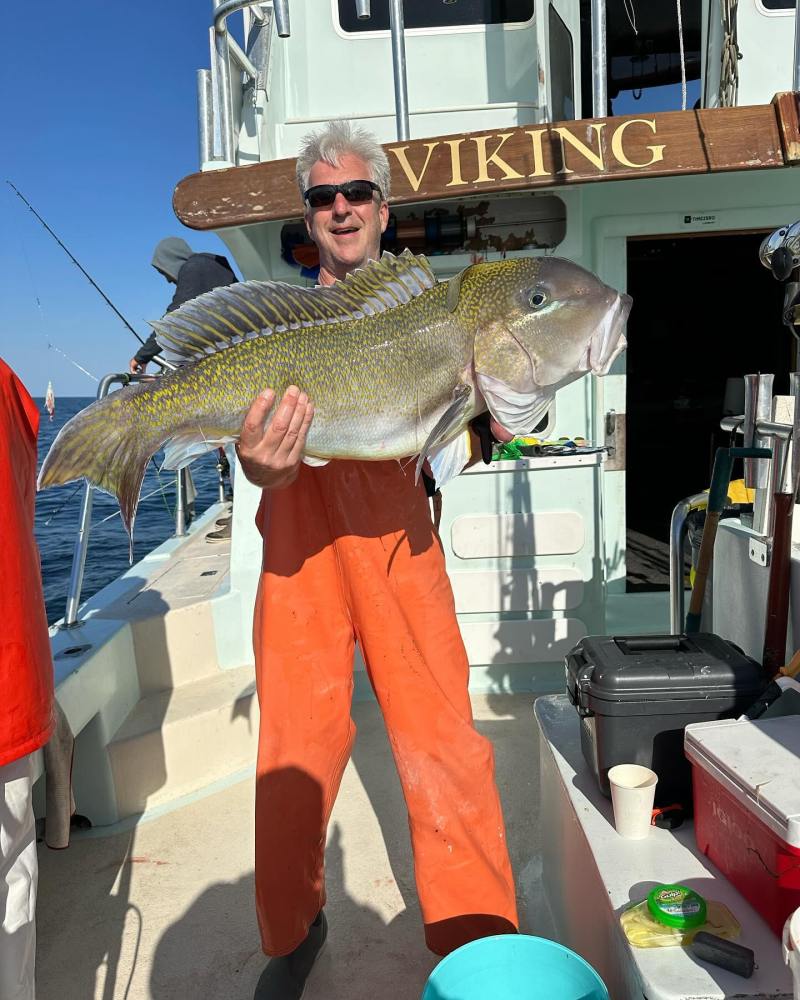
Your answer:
[34,396,224,624]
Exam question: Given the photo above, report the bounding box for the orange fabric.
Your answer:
[253,460,518,957]
[0,358,54,767]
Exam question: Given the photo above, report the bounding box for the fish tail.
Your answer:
[38,394,160,543]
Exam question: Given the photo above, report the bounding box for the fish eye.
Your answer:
[528,288,547,309]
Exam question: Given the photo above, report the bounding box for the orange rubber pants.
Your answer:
[253,460,518,957]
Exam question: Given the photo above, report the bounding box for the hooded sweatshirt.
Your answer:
[134,238,238,364]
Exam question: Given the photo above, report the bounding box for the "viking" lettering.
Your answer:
[387,117,667,191]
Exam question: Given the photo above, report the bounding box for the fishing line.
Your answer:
[41,481,85,526]
[16,229,100,384]
[98,482,176,525]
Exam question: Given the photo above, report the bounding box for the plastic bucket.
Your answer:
[783,907,800,999]
[421,934,609,1000]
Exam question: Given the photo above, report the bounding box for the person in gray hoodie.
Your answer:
[129,237,237,373]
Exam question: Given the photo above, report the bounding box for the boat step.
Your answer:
[107,663,258,819]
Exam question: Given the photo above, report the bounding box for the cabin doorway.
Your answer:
[625,232,794,592]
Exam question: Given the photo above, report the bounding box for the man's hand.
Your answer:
[129,357,146,374]
[236,386,314,490]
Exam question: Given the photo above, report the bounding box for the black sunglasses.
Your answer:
[303,179,383,209]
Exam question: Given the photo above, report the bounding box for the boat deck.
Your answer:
[35,693,543,1000]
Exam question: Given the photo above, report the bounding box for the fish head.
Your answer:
[458,256,631,435]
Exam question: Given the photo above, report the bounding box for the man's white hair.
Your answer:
[296,120,391,203]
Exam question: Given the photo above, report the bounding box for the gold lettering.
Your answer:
[444,139,466,187]
[554,124,606,174]
[471,133,525,183]
[611,119,666,169]
[388,142,440,192]
[524,129,550,177]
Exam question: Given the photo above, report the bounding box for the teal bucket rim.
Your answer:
[422,934,609,998]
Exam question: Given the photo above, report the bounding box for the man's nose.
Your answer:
[331,191,351,215]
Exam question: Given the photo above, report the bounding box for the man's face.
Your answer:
[304,153,389,281]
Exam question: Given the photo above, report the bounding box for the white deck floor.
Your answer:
[36,693,543,1000]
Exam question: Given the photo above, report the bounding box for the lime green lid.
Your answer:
[646,885,707,929]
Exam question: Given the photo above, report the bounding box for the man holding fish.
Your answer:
[242,121,520,999]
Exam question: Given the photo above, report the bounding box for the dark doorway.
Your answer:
[625,232,795,591]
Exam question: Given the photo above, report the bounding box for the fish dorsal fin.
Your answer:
[151,249,436,362]
[445,264,472,313]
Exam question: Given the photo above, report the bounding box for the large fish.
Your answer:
[39,250,630,541]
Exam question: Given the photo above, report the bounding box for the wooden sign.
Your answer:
[174,98,798,231]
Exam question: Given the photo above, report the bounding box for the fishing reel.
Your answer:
[760,222,800,339]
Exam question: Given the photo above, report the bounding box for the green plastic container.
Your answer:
[647,885,707,930]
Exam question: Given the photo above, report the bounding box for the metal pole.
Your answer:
[752,374,775,534]
[388,0,410,140]
[794,1,800,92]
[210,19,235,163]
[590,0,607,118]
[175,470,187,537]
[197,69,214,165]
[272,0,291,37]
[63,484,95,628]
[669,493,707,634]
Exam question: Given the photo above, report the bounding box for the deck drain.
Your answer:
[200,569,218,577]
[55,643,92,659]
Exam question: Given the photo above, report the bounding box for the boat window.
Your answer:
[337,0,535,33]
[548,5,574,121]
[281,194,566,276]
[758,0,795,8]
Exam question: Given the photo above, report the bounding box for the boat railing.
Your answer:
[61,372,196,630]
[669,411,799,634]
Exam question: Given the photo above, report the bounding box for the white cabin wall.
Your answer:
[257,1,546,158]
[736,1,797,106]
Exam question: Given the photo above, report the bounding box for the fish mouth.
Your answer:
[584,292,631,375]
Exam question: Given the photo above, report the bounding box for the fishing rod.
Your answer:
[7,181,175,372]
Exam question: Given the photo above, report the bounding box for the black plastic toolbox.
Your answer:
[565,633,765,805]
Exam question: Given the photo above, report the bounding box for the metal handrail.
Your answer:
[61,372,186,629]
[669,492,707,634]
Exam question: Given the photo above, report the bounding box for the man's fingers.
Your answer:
[265,386,301,440]
[286,402,315,465]
[277,391,308,449]
[240,389,276,446]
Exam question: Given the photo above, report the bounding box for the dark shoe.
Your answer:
[254,911,327,999]
[215,513,232,527]
[205,521,232,542]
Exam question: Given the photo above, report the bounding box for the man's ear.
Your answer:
[379,201,389,233]
[304,210,313,239]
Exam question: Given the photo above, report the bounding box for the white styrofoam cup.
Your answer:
[608,763,658,839]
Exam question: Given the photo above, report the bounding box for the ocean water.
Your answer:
[34,396,225,624]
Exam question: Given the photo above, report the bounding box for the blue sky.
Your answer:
[1,3,697,396]
[1,2,239,396]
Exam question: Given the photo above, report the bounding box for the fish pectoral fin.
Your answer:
[302,455,329,467]
[162,432,235,471]
[427,432,472,489]
[415,383,473,482]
